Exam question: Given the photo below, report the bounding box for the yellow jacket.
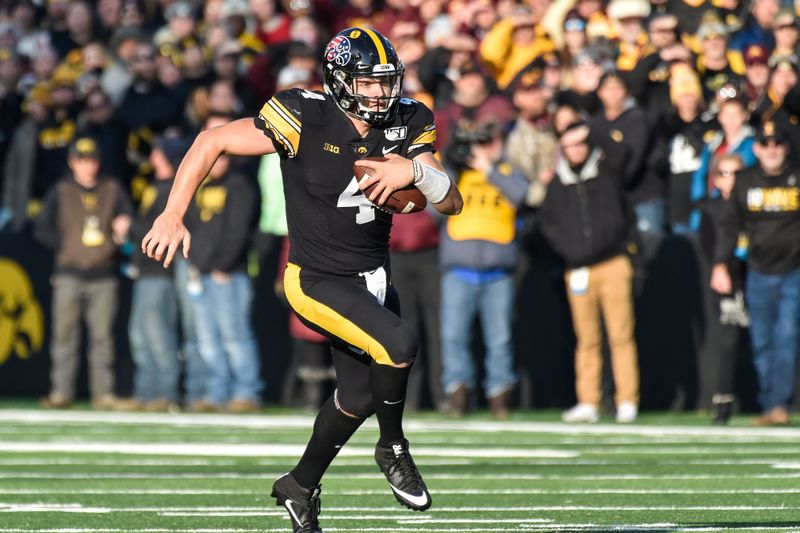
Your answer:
[480,18,556,90]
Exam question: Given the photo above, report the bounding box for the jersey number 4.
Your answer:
[337,177,375,224]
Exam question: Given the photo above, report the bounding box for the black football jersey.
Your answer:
[255,89,436,276]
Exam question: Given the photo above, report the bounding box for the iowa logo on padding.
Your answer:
[0,259,44,366]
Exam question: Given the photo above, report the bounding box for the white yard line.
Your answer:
[2,488,800,495]
[2,503,799,512]
[0,441,575,458]
[2,471,800,480]
[2,409,800,439]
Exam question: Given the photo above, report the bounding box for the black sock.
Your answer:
[370,361,412,447]
[291,394,364,488]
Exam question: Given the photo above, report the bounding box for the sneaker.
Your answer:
[270,473,323,533]
[375,438,431,511]
[488,388,512,420]
[226,398,261,414]
[616,402,638,423]
[752,406,791,427]
[39,393,73,409]
[562,403,599,423]
[90,394,119,410]
[188,399,222,413]
[445,384,469,418]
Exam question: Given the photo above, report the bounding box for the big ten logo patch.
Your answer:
[0,259,44,366]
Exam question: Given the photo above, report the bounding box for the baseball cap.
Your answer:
[697,20,727,40]
[69,137,100,159]
[744,44,769,67]
[756,121,788,144]
[756,120,789,144]
[774,8,799,29]
[154,136,190,168]
[511,66,544,93]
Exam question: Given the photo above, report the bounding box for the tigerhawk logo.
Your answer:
[0,259,44,366]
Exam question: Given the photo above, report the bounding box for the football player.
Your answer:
[143,27,462,533]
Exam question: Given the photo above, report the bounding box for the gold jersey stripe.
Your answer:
[284,263,394,366]
[259,104,300,156]
[361,27,387,65]
[270,99,301,131]
[411,126,436,146]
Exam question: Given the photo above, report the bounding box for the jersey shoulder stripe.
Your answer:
[256,90,303,158]
[399,99,437,156]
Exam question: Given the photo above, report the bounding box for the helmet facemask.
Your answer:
[325,62,405,126]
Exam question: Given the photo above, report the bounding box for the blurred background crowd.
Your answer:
[1,0,800,426]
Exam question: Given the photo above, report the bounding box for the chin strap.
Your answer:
[412,160,451,204]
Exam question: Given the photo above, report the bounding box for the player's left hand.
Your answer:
[355,154,414,206]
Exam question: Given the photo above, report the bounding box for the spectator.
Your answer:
[711,121,800,426]
[590,71,665,243]
[607,0,651,72]
[505,65,557,208]
[77,87,130,188]
[434,60,516,152]
[771,8,799,59]
[667,65,712,234]
[696,153,749,424]
[3,68,79,232]
[695,17,746,103]
[186,114,263,413]
[480,5,555,90]
[729,0,778,53]
[690,92,756,232]
[440,121,529,419]
[125,136,190,412]
[627,13,691,125]
[743,45,771,114]
[751,55,800,161]
[34,137,133,409]
[390,208,444,412]
[539,121,640,423]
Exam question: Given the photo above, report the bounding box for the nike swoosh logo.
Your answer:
[384,399,403,405]
[389,483,429,507]
[285,499,302,526]
[382,145,399,156]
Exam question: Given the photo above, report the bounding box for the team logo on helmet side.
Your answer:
[325,36,351,66]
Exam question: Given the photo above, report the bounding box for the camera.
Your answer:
[444,120,500,170]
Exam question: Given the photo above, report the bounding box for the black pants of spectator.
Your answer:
[389,248,443,411]
[702,291,747,399]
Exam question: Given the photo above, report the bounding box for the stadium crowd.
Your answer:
[1,0,800,426]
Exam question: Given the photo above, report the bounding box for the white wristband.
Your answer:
[413,160,451,204]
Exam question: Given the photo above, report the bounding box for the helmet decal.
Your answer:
[322,27,405,126]
[325,36,352,66]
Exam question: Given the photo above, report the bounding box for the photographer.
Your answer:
[439,121,529,420]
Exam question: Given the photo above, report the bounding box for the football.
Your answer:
[355,157,427,214]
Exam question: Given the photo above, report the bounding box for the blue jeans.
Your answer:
[129,276,180,403]
[190,271,263,406]
[174,257,205,404]
[745,268,800,412]
[440,270,516,398]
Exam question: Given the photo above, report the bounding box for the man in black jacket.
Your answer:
[539,121,640,424]
[185,114,263,413]
[711,121,800,426]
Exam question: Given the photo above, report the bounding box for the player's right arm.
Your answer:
[142,118,277,268]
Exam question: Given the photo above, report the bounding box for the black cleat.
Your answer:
[271,473,323,533]
[375,438,431,511]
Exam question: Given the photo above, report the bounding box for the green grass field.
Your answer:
[1,404,799,532]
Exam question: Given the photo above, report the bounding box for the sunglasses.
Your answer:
[775,23,797,30]
[717,169,737,177]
